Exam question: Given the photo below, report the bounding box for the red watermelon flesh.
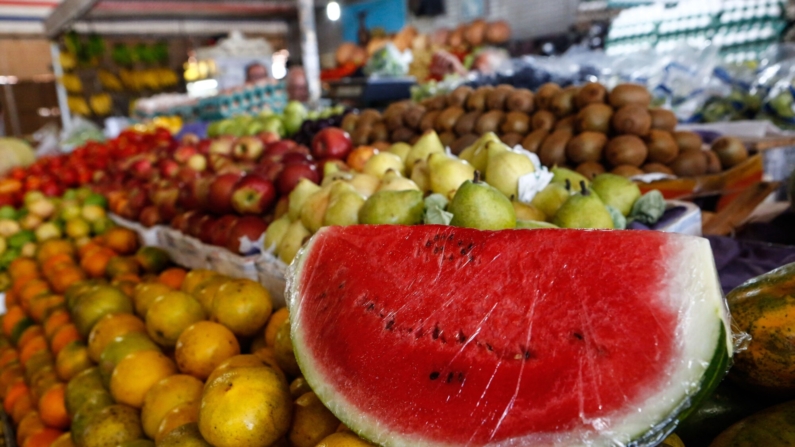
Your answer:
[288,225,731,447]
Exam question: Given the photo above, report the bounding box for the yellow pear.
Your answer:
[428,153,476,200]
[485,148,535,198]
[405,130,444,170]
[377,169,421,192]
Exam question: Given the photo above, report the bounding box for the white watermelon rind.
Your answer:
[287,228,733,447]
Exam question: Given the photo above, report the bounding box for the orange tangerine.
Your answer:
[80,249,115,279]
[140,374,203,438]
[43,310,71,341]
[20,336,48,365]
[77,241,103,259]
[38,383,69,429]
[211,279,272,338]
[87,313,146,363]
[50,267,86,295]
[265,307,289,346]
[175,321,240,380]
[19,280,51,311]
[29,295,65,323]
[36,240,75,264]
[8,258,39,281]
[105,257,140,279]
[132,282,171,318]
[5,288,18,308]
[155,401,200,443]
[110,350,177,408]
[55,341,92,382]
[11,391,34,424]
[180,269,218,295]
[0,348,19,369]
[18,325,44,349]
[41,253,75,276]
[112,273,141,284]
[4,381,29,414]
[50,325,81,357]
[16,411,44,446]
[23,428,64,447]
[158,268,187,290]
[103,227,139,255]
[2,306,25,337]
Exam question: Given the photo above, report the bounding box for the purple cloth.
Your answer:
[708,236,795,295]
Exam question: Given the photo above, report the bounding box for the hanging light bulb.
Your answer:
[327,1,341,21]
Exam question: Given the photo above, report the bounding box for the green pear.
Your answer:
[428,153,476,200]
[348,173,380,198]
[264,215,291,251]
[551,167,589,188]
[300,187,331,233]
[388,142,412,164]
[277,220,311,264]
[449,174,516,230]
[377,169,421,192]
[358,190,424,225]
[405,130,444,170]
[552,185,614,229]
[363,152,405,178]
[458,133,504,172]
[320,170,353,187]
[485,149,535,198]
[410,159,431,193]
[530,183,571,219]
[590,173,642,216]
[324,183,365,227]
[513,202,547,221]
[288,179,321,221]
[516,220,559,229]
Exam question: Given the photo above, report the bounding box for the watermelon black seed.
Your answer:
[486,343,494,351]
[432,325,440,340]
[457,240,464,246]
[457,331,467,343]
[338,282,345,289]
[430,372,440,380]
[446,372,454,383]
[425,240,432,248]
[572,332,584,341]
[448,255,454,261]
[448,234,455,241]
[385,320,395,331]
[524,350,535,360]
[433,247,442,254]
[458,372,465,382]
[434,235,441,241]
[460,249,466,255]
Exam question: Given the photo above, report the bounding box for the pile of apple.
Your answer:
[95,124,356,255]
[0,129,169,208]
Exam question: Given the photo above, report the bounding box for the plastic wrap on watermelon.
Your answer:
[363,43,412,78]
[287,225,735,447]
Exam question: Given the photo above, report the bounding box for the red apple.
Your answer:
[276,163,320,195]
[226,216,268,254]
[257,131,281,146]
[282,152,313,165]
[253,162,284,183]
[170,212,191,232]
[231,174,277,215]
[189,176,213,211]
[209,136,236,155]
[286,144,311,156]
[176,166,200,185]
[197,139,212,154]
[208,172,244,215]
[232,136,266,161]
[186,213,209,238]
[210,214,239,247]
[159,159,180,178]
[264,140,297,157]
[312,127,353,160]
[198,215,218,244]
[173,145,198,163]
[180,133,200,147]
[139,206,163,228]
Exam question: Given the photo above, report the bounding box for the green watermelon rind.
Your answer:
[287,228,733,447]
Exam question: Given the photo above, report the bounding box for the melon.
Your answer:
[287,226,732,447]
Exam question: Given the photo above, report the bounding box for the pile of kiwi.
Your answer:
[341,82,751,178]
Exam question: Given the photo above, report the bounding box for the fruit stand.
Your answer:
[0,3,794,445]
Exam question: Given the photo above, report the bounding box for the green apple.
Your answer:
[66,218,91,239]
[91,216,115,235]
[23,191,45,205]
[282,112,304,136]
[0,206,17,220]
[262,116,286,137]
[284,100,307,118]
[81,205,107,223]
[59,202,82,221]
[35,222,62,242]
[0,236,6,256]
[83,193,108,209]
[8,230,34,249]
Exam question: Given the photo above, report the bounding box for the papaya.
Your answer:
[726,262,795,396]
[709,399,795,446]
[676,380,771,446]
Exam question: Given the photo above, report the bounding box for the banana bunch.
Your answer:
[67,96,91,116]
[60,73,83,94]
[98,69,124,91]
[60,52,77,71]
[155,67,180,88]
[119,68,141,91]
[90,93,113,116]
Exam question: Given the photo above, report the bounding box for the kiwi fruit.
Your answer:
[576,161,606,179]
[358,109,382,127]
[669,151,707,177]
[575,82,607,108]
[486,85,514,110]
[384,112,405,131]
[499,133,524,148]
[341,114,359,134]
[566,132,607,164]
[351,126,372,146]
[539,130,572,167]
[421,95,448,111]
[711,136,748,169]
[576,103,613,134]
[612,104,652,136]
[554,116,576,133]
[673,131,703,152]
[521,129,549,154]
[435,107,466,133]
[500,111,531,135]
[454,111,482,136]
[403,106,427,129]
[608,84,652,108]
[506,89,535,114]
[439,131,457,149]
[419,110,441,132]
[475,110,505,135]
[532,110,557,131]
[611,165,645,178]
[642,163,675,175]
[450,134,479,155]
[467,86,493,112]
[550,86,580,118]
[391,127,415,143]
[447,86,474,108]
[645,130,679,164]
[605,135,648,167]
[704,150,722,174]
[535,83,562,111]
[649,108,677,132]
[369,123,389,142]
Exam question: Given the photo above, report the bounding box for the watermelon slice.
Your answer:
[287,226,732,447]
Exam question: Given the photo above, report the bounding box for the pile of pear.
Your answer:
[341,83,750,178]
[263,129,655,265]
